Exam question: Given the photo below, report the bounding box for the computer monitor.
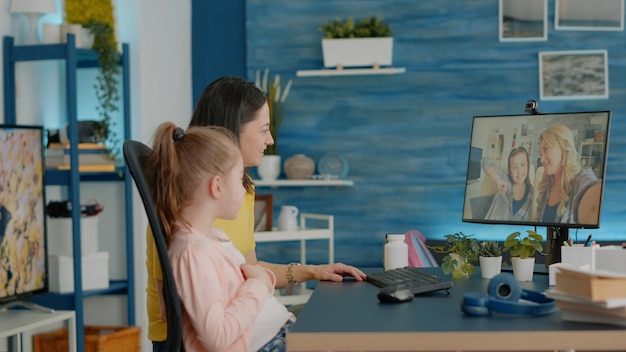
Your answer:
[461,110,610,263]
[0,125,49,309]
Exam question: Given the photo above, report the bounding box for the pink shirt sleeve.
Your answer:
[170,234,269,351]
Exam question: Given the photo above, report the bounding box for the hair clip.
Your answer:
[173,127,185,142]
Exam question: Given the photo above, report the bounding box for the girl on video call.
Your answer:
[481,146,534,221]
[146,123,294,351]
[535,123,601,224]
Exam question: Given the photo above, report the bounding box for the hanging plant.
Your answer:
[65,0,120,159]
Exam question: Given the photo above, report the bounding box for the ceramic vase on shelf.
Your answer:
[284,154,315,179]
[257,155,281,181]
[277,205,299,231]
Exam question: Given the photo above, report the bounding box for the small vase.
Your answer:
[511,257,535,281]
[479,256,502,279]
[284,154,315,179]
[257,155,281,180]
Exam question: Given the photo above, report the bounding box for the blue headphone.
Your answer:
[461,273,556,316]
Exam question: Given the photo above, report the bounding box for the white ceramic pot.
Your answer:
[479,256,502,279]
[511,257,535,281]
[257,155,281,181]
[321,37,393,68]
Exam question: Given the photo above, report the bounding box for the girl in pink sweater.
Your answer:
[146,123,294,351]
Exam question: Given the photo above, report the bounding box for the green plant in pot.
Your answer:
[428,232,480,278]
[504,230,543,281]
[478,241,503,279]
[320,16,392,38]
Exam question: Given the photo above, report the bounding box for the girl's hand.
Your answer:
[495,178,507,195]
[241,263,273,293]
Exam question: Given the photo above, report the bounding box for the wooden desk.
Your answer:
[287,268,626,351]
[0,310,76,352]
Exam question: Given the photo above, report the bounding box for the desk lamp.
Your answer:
[10,0,58,44]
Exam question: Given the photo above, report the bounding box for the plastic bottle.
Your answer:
[384,234,408,271]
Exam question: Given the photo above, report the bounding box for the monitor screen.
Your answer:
[0,125,48,306]
[462,111,610,229]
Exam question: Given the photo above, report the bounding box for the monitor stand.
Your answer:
[0,300,54,314]
[544,226,569,267]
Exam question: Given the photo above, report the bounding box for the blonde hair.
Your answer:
[146,123,240,245]
[537,124,581,217]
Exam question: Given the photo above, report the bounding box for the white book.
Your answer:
[561,309,626,327]
[545,288,626,309]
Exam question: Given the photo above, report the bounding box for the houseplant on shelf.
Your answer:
[65,1,120,160]
[255,69,293,180]
[319,16,393,69]
[428,232,480,278]
[478,241,503,279]
[504,230,543,281]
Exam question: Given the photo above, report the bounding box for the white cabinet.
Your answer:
[254,213,334,305]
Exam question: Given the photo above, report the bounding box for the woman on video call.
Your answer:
[535,123,601,224]
[481,146,534,221]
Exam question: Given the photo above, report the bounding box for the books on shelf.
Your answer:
[46,142,116,172]
[555,266,626,301]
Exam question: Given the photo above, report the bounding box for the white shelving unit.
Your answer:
[0,310,76,352]
[253,179,354,187]
[254,213,334,306]
[296,67,406,77]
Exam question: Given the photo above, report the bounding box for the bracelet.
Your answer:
[286,262,301,285]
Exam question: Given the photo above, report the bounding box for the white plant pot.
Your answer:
[479,256,502,279]
[511,257,535,282]
[321,37,393,68]
[257,155,281,181]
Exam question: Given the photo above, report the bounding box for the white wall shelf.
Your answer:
[254,179,354,187]
[296,67,406,77]
[254,213,334,306]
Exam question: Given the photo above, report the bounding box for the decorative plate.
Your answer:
[317,153,349,178]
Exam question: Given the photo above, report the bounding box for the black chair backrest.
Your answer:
[123,140,183,351]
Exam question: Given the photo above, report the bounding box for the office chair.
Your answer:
[123,140,184,352]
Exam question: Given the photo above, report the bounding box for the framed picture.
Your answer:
[254,194,273,231]
[499,0,548,42]
[539,50,609,100]
[555,0,624,31]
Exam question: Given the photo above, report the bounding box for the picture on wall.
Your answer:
[499,0,547,41]
[555,0,624,31]
[254,194,273,231]
[539,50,609,100]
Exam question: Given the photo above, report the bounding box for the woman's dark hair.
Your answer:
[189,76,266,193]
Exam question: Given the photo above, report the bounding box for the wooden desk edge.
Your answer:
[287,330,626,351]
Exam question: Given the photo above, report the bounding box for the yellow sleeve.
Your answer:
[214,191,256,257]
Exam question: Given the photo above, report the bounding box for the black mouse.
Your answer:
[377,286,414,303]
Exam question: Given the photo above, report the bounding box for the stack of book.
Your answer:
[46,143,116,172]
[546,266,626,326]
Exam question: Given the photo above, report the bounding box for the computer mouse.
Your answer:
[377,286,414,303]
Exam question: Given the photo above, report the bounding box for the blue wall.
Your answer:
[194,0,626,268]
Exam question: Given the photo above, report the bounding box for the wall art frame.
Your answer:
[254,194,273,231]
[499,0,548,42]
[555,0,624,31]
[539,50,609,100]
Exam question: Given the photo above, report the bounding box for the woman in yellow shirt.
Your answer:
[147,76,366,351]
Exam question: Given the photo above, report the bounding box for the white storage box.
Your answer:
[47,215,99,256]
[595,245,626,274]
[48,251,109,293]
[561,244,596,270]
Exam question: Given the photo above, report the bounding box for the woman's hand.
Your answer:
[309,263,367,282]
[241,263,273,293]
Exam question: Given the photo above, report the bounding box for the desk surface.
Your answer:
[287,268,626,351]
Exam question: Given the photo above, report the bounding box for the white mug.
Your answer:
[277,205,299,231]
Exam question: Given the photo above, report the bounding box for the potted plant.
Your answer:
[254,69,293,180]
[504,230,544,281]
[428,232,480,278]
[478,241,503,279]
[319,16,393,69]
